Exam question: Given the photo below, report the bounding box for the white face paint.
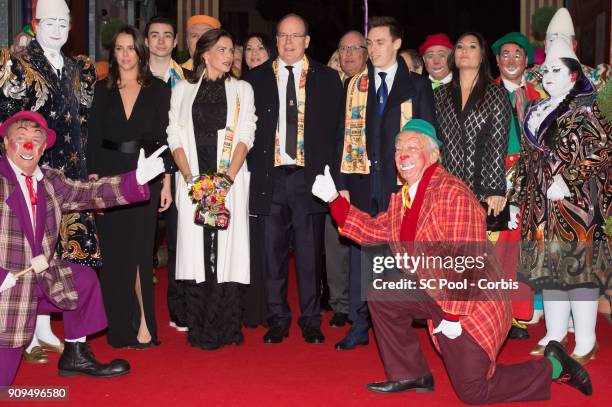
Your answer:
[36,16,69,52]
[541,58,574,98]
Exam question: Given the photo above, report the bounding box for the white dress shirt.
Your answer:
[501,76,526,93]
[374,61,398,94]
[276,58,305,165]
[429,72,452,85]
[408,179,420,202]
[7,158,44,228]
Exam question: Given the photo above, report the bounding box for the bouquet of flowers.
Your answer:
[189,172,233,230]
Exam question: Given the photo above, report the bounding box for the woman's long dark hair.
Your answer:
[449,31,493,100]
[542,57,589,147]
[187,28,236,84]
[106,25,152,88]
[243,32,277,69]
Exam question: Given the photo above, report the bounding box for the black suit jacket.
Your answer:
[336,57,435,213]
[244,57,343,215]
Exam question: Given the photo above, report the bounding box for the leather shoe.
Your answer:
[302,327,324,344]
[263,326,288,344]
[366,373,434,393]
[39,339,65,354]
[507,323,529,340]
[58,342,130,378]
[329,312,349,327]
[335,330,369,350]
[23,346,49,364]
[545,340,592,396]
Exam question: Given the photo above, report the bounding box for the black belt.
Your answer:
[277,164,303,173]
[101,139,163,155]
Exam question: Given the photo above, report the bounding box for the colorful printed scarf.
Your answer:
[340,67,369,174]
[218,94,240,173]
[341,66,413,175]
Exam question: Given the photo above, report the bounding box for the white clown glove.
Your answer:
[312,165,339,203]
[135,146,168,185]
[546,174,571,202]
[508,205,520,230]
[0,273,17,293]
[433,318,462,339]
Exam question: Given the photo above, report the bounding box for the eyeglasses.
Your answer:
[277,33,307,41]
[339,45,367,54]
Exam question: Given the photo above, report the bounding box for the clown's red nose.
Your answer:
[23,142,34,150]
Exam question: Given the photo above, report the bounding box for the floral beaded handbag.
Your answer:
[191,173,233,230]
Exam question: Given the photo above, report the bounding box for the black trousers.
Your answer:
[262,166,324,330]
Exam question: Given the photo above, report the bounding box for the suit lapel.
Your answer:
[0,157,36,249]
[383,57,411,114]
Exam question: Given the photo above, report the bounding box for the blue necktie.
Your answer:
[377,72,388,114]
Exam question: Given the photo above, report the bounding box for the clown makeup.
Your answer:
[36,16,70,52]
[497,43,527,84]
[541,58,574,98]
[423,46,451,80]
[4,121,47,175]
[394,132,439,186]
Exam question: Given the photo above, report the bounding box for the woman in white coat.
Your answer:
[167,29,256,350]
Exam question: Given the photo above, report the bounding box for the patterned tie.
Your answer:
[402,184,412,209]
[285,65,298,159]
[431,80,442,90]
[377,72,388,114]
[21,173,37,227]
[514,86,526,127]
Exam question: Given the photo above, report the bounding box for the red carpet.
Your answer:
[14,260,611,406]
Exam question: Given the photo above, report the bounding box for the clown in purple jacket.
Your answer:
[0,111,167,385]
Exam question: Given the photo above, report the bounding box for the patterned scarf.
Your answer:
[168,59,185,88]
[218,94,240,173]
[340,66,413,175]
[273,57,308,167]
[340,67,369,174]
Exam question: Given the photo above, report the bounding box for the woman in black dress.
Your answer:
[167,29,255,350]
[87,26,172,348]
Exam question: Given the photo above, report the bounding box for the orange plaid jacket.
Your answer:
[333,165,511,377]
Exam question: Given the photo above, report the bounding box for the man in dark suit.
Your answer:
[333,16,435,350]
[244,13,343,344]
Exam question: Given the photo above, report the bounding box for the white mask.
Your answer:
[36,16,70,52]
[541,58,574,98]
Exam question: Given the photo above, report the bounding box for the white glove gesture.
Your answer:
[312,165,339,203]
[508,205,520,230]
[546,174,571,201]
[136,146,168,185]
[0,273,17,293]
[433,318,462,339]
